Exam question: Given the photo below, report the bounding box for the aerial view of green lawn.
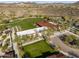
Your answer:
[23,40,57,58]
[7,18,43,30]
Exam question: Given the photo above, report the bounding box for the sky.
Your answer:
[0,0,78,3]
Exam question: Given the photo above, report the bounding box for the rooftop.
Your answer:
[47,53,66,58]
[36,21,59,29]
[16,26,48,36]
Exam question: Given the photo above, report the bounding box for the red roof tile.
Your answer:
[47,53,65,58]
[36,21,59,29]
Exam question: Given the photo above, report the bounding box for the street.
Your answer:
[49,30,79,57]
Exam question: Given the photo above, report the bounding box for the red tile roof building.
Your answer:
[47,53,66,58]
[36,21,60,30]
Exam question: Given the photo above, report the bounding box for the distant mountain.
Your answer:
[0,1,78,20]
[73,1,79,5]
[0,1,77,4]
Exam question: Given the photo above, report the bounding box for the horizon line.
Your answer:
[0,1,77,3]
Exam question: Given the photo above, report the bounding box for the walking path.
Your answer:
[49,30,79,57]
[0,49,5,56]
[22,38,43,46]
[2,36,9,46]
[11,28,20,58]
[58,49,76,58]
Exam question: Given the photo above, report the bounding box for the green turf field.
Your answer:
[7,18,43,30]
[23,40,56,58]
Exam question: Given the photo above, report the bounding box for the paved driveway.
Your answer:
[50,35,79,57]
